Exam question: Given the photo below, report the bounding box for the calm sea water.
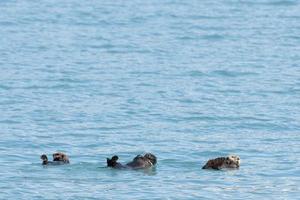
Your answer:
[1,0,300,199]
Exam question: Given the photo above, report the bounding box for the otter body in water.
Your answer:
[202,155,240,170]
[107,153,157,170]
[40,152,70,165]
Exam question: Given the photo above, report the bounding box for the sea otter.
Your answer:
[107,153,157,169]
[106,155,125,169]
[202,155,240,170]
[40,152,70,165]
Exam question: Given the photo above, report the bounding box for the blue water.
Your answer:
[1,0,300,199]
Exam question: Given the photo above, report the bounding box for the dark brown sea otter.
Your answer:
[202,155,240,170]
[40,152,70,165]
[107,153,157,169]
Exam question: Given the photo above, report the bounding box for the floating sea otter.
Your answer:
[40,152,70,165]
[107,153,157,169]
[202,155,240,170]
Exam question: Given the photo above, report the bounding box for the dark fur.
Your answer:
[106,155,125,169]
[107,153,157,169]
[202,155,240,170]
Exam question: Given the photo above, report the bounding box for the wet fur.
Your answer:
[107,153,157,169]
[202,155,240,170]
[41,152,70,165]
[106,155,125,169]
[52,152,69,163]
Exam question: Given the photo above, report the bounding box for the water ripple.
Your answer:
[1,0,300,199]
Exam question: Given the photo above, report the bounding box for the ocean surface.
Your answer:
[1,0,300,199]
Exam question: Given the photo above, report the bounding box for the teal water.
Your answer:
[1,0,300,199]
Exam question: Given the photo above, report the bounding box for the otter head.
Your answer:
[224,155,240,168]
[107,155,119,167]
[144,153,157,166]
[53,152,69,163]
[40,154,48,165]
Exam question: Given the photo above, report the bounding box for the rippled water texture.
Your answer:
[1,0,300,199]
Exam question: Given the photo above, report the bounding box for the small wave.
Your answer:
[175,36,196,41]
[235,0,298,6]
[186,70,206,77]
[201,34,224,41]
[0,85,11,90]
[0,119,20,124]
[267,0,298,6]
[0,21,15,26]
[210,70,258,77]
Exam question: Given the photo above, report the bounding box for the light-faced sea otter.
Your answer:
[40,152,70,165]
[202,155,240,170]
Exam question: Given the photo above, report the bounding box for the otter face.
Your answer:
[224,155,240,168]
[40,154,48,165]
[40,154,48,161]
[144,153,157,166]
[144,153,157,165]
[52,152,69,163]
